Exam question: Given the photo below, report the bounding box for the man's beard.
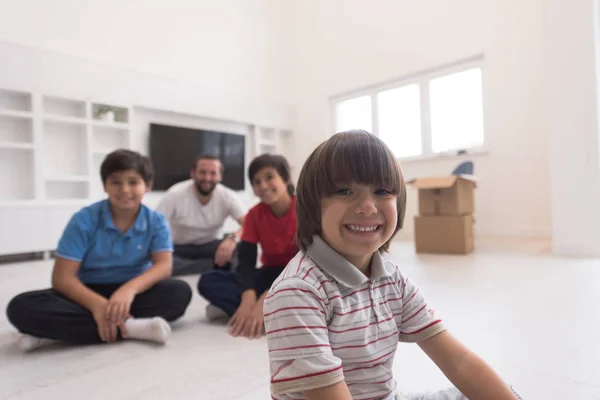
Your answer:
[194,181,216,196]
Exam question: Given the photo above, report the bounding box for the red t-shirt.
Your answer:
[241,196,298,268]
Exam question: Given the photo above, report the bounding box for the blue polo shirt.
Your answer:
[55,200,173,284]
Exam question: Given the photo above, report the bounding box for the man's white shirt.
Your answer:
[156,180,245,245]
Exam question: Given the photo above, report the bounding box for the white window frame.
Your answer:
[330,56,487,161]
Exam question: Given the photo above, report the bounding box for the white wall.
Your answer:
[543,0,600,257]
[282,0,551,240]
[0,0,284,104]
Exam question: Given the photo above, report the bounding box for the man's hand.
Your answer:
[92,301,120,342]
[105,285,136,326]
[215,237,236,267]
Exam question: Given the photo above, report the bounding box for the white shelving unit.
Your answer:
[0,88,132,204]
[0,89,35,201]
[252,126,297,177]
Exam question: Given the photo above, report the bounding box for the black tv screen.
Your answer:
[149,123,246,191]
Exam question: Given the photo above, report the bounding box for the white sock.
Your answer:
[16,334,57,352]
[205,304,228,321]
[124,317,171,344]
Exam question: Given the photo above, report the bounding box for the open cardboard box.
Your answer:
[408,174,477,254]
[408,175,476,216]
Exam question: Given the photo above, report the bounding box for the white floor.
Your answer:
[0,239,599,400]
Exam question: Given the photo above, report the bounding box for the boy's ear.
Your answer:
[145,183,152,193]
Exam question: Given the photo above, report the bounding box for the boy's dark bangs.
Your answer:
[316,131,401,196]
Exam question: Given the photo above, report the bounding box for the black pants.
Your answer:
[173,240,238,276]
[197,267,285,316]
[6,278,192,344]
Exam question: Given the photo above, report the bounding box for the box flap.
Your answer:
[408,174,477,189]
[409,176,458,189]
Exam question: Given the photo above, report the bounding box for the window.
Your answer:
[377,85,422,158]
[429,68,484,153]
[331,59,485,159]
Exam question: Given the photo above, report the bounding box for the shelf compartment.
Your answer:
[43,96,86,119]
[0,142,34,150]
[258,127,276,142]
[92,103,129,124]
[258,142,277,155]
[43,115,87,125]
[92,125,128,152]
[43,120,88,176]
[0,148,35,200]
[45,181,88,200]
[92,120,129,129]
[46,175,89,183]
[0,89,32,112]
[0,114,33,144]
[278,130,294,152]
[0,110,33,119]
[90,153,106,199]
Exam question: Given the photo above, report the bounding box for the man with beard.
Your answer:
[156,154,246,276]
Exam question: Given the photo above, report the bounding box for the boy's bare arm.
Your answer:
[104,251,172,326]
[52,257,107,313]
[305,381,353,400]
[52,257,122,342]
[418,331,519,399]
[121,251,172,295]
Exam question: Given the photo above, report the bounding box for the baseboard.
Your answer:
[0,251,47,264]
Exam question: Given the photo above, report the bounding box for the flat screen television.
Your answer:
[149,123,246,191]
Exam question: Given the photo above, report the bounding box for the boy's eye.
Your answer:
[375,188,393,196]
[128,179,139,186]
[335,188,352,195]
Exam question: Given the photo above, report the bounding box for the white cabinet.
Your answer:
[0,88,132,204]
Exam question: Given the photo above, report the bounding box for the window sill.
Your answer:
[397,147,489,164]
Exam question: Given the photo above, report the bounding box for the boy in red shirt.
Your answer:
[198,154,297,338]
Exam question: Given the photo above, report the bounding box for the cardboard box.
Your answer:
[414,215,474,254]
[409,175,476,216]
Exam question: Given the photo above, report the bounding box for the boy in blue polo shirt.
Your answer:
[6,149,192,351]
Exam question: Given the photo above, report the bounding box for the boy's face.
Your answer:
[103,170,150,211]
[252,166,288,205]
[320,183,397,270]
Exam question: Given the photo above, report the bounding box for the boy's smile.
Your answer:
[344,222,383,233]
[321,183,397,272]
[104,170,149,211]
[252,167,288,206]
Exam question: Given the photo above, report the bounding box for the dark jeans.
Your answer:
[6,278,192,344]
[173,239,237,276]
[197,267,285,316]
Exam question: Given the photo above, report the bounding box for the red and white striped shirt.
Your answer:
[264,236,446,400]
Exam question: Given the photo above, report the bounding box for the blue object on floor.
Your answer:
[452,161,474,176]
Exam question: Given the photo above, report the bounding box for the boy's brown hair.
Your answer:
[296,130,407,252]
[248,153,295,196]
[100,149,154,186]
